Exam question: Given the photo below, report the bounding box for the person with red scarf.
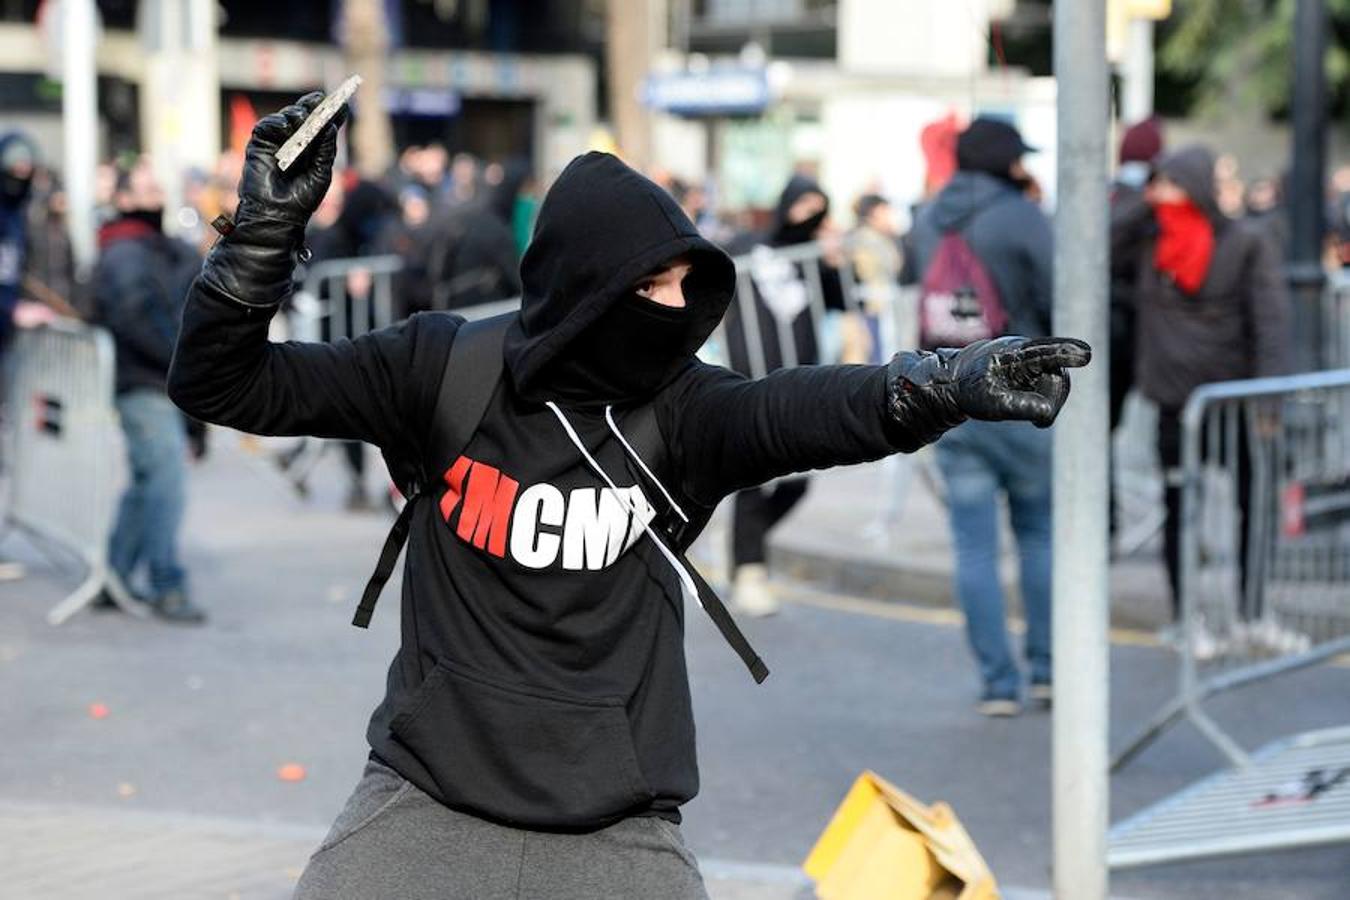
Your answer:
[1131,145,1291,648]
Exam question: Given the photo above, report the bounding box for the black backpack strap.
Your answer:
[353,313,513,628]
[619,405,770,684]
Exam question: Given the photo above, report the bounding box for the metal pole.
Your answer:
[62,0,99,274]
[1121,18,1154,123]
[1288,0,1327,372]
[1052,0,1110,897]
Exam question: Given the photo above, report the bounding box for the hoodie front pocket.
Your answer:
[390,658,653,828]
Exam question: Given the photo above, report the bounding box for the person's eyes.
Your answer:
[635,280,656,296]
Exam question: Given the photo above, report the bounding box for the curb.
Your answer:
[769,538,1170,633]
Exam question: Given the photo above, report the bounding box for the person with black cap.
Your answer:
[907,116,1056,717]
[168,93,1089,898]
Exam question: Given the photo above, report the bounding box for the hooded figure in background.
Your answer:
[0,133,38,346]
[168,92,1086,899]
[422,161,525,311]
[722,173,848,618]
[1134,144,1292,642]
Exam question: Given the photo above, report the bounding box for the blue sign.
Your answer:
[382,87,462,118]
[642,68,771,118]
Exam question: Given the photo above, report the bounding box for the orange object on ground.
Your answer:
[277,763,307,782]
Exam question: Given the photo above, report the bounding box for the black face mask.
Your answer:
[124,207,164,232]
[540,294,693,406]
[773,208,827,247]
[0,172,31,207]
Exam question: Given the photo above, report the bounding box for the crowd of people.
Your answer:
[0,110,1327,696]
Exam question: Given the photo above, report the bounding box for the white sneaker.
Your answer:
[1189,622,1221,662]
[731,564,779,618]
[1243,618,1312,656]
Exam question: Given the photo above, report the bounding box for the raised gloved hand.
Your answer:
[885,336,1092,452]
[199,91,344,308]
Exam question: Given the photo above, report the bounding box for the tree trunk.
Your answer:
[342,0,395,179]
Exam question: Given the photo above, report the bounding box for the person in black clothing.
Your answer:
[312,179,394,510]
[168,94,1088,898]
[422,162,525,311]
[1129,145,1291,650]
[93,160,205,623]
[722,174,847,617]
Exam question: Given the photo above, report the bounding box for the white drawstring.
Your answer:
[544,401,703,609]
[603,405,688,524]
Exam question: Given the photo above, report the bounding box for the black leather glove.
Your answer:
[199,91,344,308]
[885,336,1092,452]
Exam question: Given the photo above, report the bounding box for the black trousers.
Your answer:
[731,479,809,568]
[1157,408,1260,622]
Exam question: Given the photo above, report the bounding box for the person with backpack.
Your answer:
[169,93,1088,898]
[908,116,1055,717]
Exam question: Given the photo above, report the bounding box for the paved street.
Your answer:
[1,436,1347,899]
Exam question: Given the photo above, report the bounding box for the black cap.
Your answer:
[956,117,1036,177]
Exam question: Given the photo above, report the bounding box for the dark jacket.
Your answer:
[722,174,845,375]
[169,152,905,831]
[93,218,200,394]
[1107,182,1152,427]
[1132,146,1290,411]
[908,170,1054,339]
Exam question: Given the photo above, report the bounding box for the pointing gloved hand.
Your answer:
[885,336,1093,452]
[199,91,345,309]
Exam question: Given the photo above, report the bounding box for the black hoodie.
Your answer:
[169,152,904,830]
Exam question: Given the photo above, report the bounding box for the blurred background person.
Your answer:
[1133,145,1292,652]
[91,159,205,623]
[723,172,846,618]
[0,133,39,349]
[850,193,903,364]
[309,178,395,511]
[908,117,1054,716]
[422,159,524,311]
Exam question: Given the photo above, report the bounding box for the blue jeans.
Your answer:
[935,420,1052,698]
[109,389,188,597]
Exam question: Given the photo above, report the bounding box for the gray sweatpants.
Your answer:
[293,759,710,899]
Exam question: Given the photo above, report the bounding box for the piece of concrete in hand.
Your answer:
[275,75,362,172]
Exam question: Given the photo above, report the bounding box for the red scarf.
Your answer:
[1152,199,1214,295]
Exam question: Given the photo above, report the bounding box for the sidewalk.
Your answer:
[759,453,1173,631]
[0,801,811,900]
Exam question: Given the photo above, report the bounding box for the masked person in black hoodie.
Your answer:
[722,174,847,617]
[168,94,1089,900]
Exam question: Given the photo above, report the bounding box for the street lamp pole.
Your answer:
[1052,0,1111,897]
[1289,0,1327,372]
[61,0,99,275]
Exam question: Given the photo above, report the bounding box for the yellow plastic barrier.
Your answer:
[803,771,999,900]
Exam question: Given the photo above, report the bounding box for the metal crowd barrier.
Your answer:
[2,322,142,624]
[1322,269,1350,370]
[275,255,522,500]
[1107,368,1350,868]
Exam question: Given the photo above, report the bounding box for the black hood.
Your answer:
[503,152,734,406]
[770,174,828,246]
[1156,144,1223,224]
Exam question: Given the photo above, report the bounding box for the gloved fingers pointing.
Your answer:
[1001,390,1059,428]
[1015,337,1096,372]
[1011,337,1092,374]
